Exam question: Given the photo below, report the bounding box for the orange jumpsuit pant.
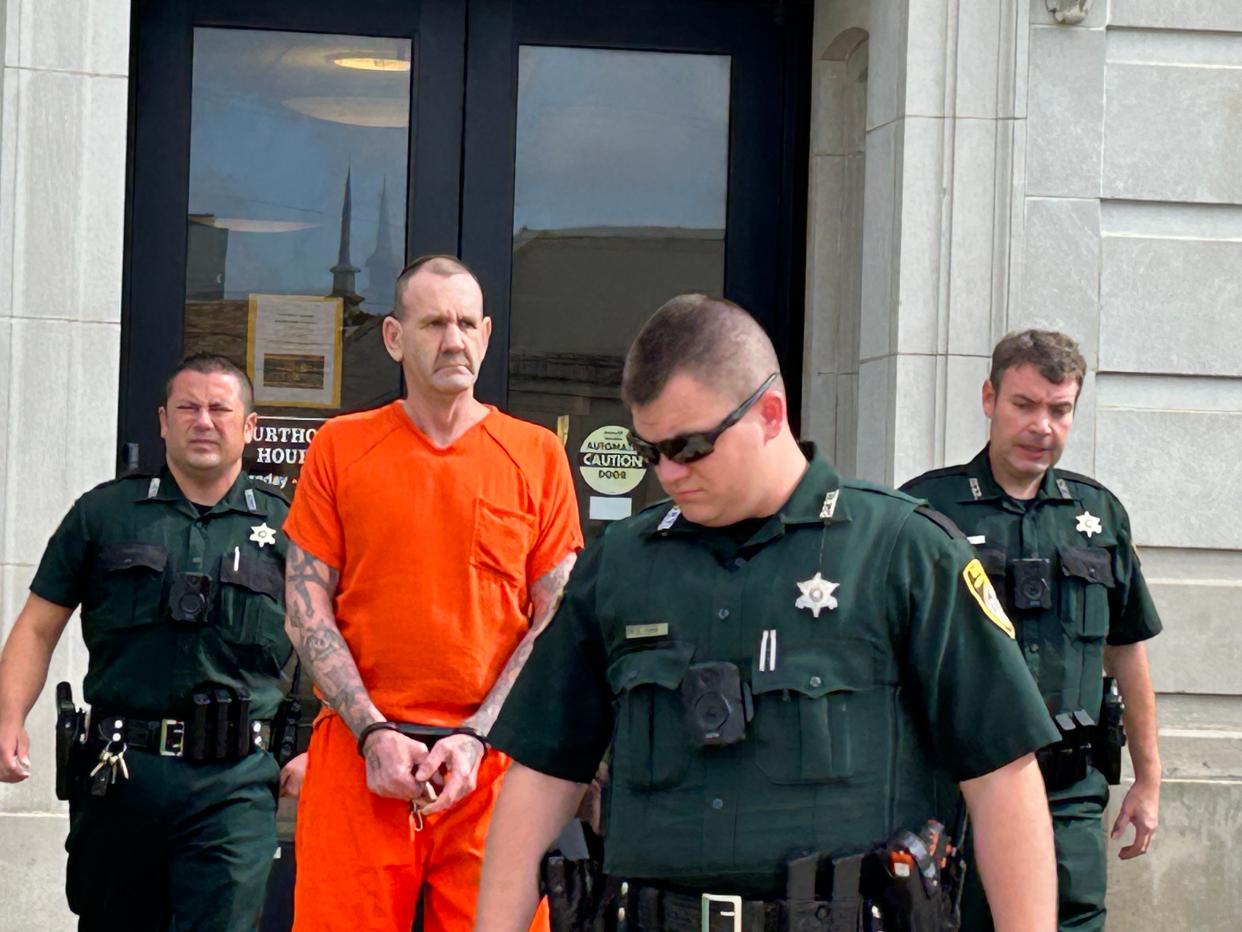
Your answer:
[293,714,550,932]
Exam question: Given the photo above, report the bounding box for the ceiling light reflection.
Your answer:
[333,56,410,72]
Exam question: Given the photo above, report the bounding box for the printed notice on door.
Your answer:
[247,294,343,409]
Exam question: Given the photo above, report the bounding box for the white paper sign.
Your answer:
[247,294,343,409]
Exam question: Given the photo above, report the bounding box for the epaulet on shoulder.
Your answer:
[249,478,292,505]
[842,477,921,506]
[914,505,967,540]
[898,464,967,491]
[1055,469,1110,494]
[89,470,154,494]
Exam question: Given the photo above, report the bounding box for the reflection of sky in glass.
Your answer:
[514,47,730,234]
[187,29,410,309]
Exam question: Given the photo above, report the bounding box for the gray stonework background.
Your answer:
[0,0,127,928]
[806,1,1242,929]
[1,0,1240,928]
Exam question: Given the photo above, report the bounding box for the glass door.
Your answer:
[122,0,810,531]
[121,0,466,479]
[463,0,810,538]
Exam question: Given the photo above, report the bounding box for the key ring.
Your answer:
[408,782,438,833]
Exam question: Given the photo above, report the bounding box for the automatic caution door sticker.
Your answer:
[578,426,647,496]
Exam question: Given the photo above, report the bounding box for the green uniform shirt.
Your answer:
[901,446,1162,723]
[490,448,1057,893]
[30,468,292,720]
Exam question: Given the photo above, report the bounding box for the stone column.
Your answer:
[0,2,129,929]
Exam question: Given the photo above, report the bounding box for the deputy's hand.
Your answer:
[575,761,609,835]
[279,752,309,799]
[1111,777,1159,859]
[361,729,429,800]
[0,721,31,783]
[414,733,483,815]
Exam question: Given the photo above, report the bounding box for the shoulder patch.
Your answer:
[914,505,966,540]
[962,558,1016,639]
[249,479,292,505]
[898,464,968,492]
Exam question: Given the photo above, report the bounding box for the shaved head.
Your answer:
[392,254,484,320]
[621,294,782,408]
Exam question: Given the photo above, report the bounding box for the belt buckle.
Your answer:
[701,893,743,932]
[159,719,185,757]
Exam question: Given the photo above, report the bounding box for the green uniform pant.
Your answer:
[65,749,278,931]
[960,770,1109,932]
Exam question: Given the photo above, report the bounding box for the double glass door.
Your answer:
[123,0,810,539]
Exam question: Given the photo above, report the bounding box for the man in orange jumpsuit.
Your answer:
[282,255,582,931]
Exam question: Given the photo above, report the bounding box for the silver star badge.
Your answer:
[1075,511,1102,539]
[795,572,839,618]
[249,523,278,548]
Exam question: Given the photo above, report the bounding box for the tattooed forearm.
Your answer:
[465,551,577,735]
[284,543,381,736]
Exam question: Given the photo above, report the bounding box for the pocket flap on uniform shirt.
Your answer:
[606,640,695,693]
[976,544,1007,580]
[471,498,537,584]
[220,552,283,600]
[1058,545,1115,588]
[98,541,168,574]
[750,639,873,698]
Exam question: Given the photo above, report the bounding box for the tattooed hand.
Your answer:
[415,733,484,814]
[362,729,429,801]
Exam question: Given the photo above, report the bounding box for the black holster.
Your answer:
[866,821,961,932]
[1093,676,1126,785]
[54,682,85,801]
[544,854,604,932]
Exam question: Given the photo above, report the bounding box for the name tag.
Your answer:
[625,623,669,640]
[967,535,986,545]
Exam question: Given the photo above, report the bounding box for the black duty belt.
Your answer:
[620,883,859,932]
[91,713,272,761]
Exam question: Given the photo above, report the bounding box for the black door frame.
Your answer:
[120,0,810,474]
[120,0,466,473]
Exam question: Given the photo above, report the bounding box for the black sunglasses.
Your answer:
[627,373,779,466]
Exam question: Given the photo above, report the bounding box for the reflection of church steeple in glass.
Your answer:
[329,168,363,314]
[364,176,400,312]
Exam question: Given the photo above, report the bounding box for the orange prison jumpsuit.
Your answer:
[283,402,582,931]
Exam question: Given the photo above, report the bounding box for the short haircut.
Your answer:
[164,353,255,413]
[989,329,1087,393]
[391,254,485,320]
[621,294,782,408]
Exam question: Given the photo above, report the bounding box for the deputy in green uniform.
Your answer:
[0,353,292,931]
[901,330,1162,932]
[475,295,1060,932]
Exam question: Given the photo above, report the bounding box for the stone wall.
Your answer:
[806,0,1029,486]
[0,1,128,928]
[805,0,1242,928]
[1017,2,1242,927]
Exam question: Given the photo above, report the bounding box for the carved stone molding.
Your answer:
[1045,0,1093,25]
